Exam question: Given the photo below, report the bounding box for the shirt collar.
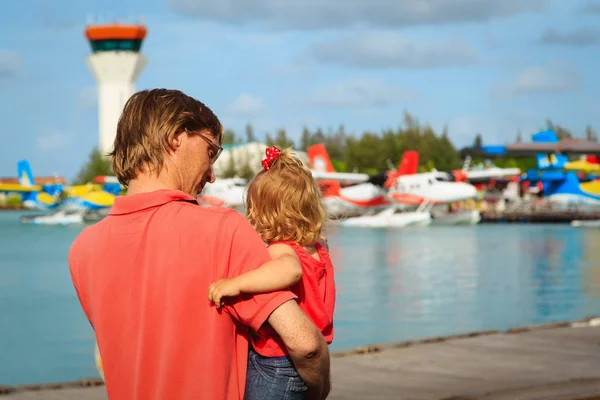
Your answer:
[109,189,198,215]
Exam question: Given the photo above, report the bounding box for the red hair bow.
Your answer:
[261,146,281,171]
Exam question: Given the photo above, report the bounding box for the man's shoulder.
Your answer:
[68,222,104,267]
[166,202,242,223]
[70,222,101,248]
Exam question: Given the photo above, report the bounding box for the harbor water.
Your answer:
[1,210,600,386]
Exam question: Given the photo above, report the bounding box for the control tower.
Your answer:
[84,24,147,156]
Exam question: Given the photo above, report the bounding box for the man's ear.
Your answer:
[169,131,184,152]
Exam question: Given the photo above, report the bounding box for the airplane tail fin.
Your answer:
[17,160,35,187]
[532,130,568,170]
[397,150,419,175]
[319,180,342,197]
[452,169,468,182]
[383,150,419,188]
[307,144,335,173]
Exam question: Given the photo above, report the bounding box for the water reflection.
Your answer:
[530,227,582,321]
[329,224,600,352]
[0,212,95,385]
[582,228,600,300]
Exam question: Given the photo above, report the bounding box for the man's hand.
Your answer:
[208,278,240,307]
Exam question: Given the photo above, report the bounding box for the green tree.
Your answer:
[313,128,326,144]
[223,129,237,146]
[6,193,23,208]
[245,123,257,143]
[473,133,483,149]
[73,147,113,185]
[544,119,572,140]
[222,151,237,178]
[585,125,597,142]
[274,128,295,149]
[324,125,346,161]
[330,160,346,172]
[203,115,589,176]
[265,132,275,146]
[299,126,313,151]
[237,151,256,180]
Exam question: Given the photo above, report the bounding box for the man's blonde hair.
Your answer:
[110,88,223,186]
[246,148,327,247]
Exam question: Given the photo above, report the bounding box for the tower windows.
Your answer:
[89,39,143,53]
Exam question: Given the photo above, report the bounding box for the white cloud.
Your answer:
[492,63,581,97]
[269,60,317,78]
[169,0,547,30]
[307,78,417,109]
[311,32,476,69]
[582,1,600,13]
[537,27,600,46]
[228,93,266,117]
[36,128,75,152]
[0,50,20,78]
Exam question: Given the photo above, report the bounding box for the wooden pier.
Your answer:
[2,319,600,399]
[480,210,600,224]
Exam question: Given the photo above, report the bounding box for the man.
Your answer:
[68,89,331,400]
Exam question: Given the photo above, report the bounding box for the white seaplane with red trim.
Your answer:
[385,173,480,226]
[307,144,480,225]
[307,144,410,218]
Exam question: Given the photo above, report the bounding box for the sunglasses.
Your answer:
[186,128,223,164]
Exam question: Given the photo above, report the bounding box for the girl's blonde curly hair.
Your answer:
[245,148,327,247]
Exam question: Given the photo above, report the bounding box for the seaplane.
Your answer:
[198,177,248,210]
[19,208,88,225]
[307,144,400,218]
[0,160,63,210]
[341,171,481,228]
[338,201,434,228]
[0,159,119,225]
[386,172,480,226]
[307,144,480,226]
[1,159,118,212]
[452,157,521,185]
[480,130,600,207]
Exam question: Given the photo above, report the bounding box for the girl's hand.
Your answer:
[208,278,240,308]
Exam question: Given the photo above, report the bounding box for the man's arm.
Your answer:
[214,211,330,398]
[268,300,331,400]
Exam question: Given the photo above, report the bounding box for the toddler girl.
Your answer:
[208,146,335,400]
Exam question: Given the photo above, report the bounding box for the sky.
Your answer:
[0,0,599,181]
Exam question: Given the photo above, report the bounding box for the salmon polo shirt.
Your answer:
[68,189,297,400]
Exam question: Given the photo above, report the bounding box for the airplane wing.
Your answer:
[311,170,370,184]
[466,168,521,180]
[565,160,600,173]
[0,183,41,192]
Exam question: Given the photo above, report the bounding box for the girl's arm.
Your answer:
[208,244,302,307]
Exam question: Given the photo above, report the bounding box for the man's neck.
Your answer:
[126,173,180,196]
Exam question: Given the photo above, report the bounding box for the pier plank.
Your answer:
[3,324,600,400]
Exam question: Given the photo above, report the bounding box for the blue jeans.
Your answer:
[244,347,307,400]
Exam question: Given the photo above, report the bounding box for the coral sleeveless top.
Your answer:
[250,241,336,357]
